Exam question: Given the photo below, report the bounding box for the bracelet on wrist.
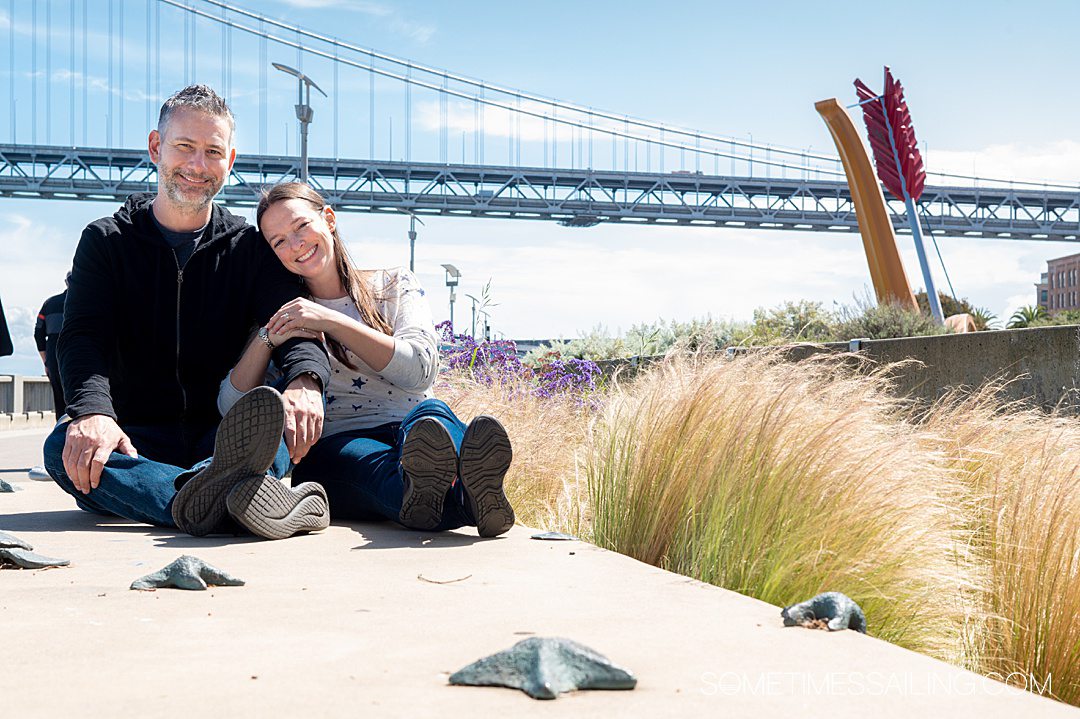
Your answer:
[258,326,275,350]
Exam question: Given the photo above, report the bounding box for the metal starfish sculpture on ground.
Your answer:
[0,530,32,550]
[130,555,245,591]
[449,636,637,700]
[781,592,867,633]
[0,530,70,569]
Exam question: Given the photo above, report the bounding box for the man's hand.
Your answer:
[62,415,138,494]
[281,374,324,463]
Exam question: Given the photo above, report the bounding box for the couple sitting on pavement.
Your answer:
[42,84,515,541]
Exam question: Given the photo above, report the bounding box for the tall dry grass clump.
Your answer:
[437,371,593,532]
[436,352,1080,706]
[586,352,974,660]
[923,389,1080,704]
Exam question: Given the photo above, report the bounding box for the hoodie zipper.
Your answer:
[171,249,188,417]
[172,238,212,419]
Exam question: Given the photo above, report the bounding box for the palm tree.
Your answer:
[1007,305,1049,329]
[969,307,998,330]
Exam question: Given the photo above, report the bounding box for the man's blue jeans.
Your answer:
[291,398,474,531]
[42,418,290,528]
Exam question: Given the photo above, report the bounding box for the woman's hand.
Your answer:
[268,325,323,347]
[267,298,338,337]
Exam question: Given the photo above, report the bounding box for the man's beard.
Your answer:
[159,164,224,211]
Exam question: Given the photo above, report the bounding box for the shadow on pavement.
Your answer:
[0,508,145,533]
[152,533,262,548]
[1,507,503,550]
[346,522,498,550]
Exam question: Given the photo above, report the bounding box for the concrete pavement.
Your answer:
[1,429,1076,718]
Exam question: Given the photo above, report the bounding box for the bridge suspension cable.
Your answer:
[161,0,843,179]
[162,0,1079,191]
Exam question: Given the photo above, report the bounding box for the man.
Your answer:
[34,277,68,415]
[43,85,331,540]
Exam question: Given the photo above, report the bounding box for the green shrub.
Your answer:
[832,298,946,340]
[1007,305,1050,328]
[915,291,998,330]
[523,317,751,364]
[748,300,835,344]
[1030,309,1080,328]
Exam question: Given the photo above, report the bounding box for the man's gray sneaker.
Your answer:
[458,415,515,538]
[226,476,330,540]
[171,386,285,536]
[398,418,457,530]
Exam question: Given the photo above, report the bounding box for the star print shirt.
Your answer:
[218,267,440,434]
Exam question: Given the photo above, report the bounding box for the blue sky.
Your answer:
[2,0,1079,376]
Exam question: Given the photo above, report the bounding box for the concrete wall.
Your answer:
[596,325,1080,414]
[821,325,1080,412]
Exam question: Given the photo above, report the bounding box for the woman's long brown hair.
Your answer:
[256,182,394,370]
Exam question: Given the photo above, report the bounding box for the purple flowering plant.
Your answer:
[436,320,602,406]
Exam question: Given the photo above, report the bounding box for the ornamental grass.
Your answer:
[921,387,1080,705]
[437,370,592,533]
[439,350,1080,706]
[584,352,972,662]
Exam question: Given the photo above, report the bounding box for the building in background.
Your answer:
[1039,252,1080,314]
[1036,273,1049,312]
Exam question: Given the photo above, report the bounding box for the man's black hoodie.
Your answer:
[59,193,330,433]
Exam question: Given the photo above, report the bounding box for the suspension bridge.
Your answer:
[1,0,1078,241]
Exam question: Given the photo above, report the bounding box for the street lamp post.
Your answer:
[404,212,425,273]
[465,294,478,338]
[441,263,460,331]
[479,309,491,341]
[272,63,327,184]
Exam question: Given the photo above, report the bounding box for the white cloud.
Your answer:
[415,97,673,147]
[0,212,76,377]
[0,304,45,377]
[50,69,155,103]
[277,0,391,13]
[926,141,1080,187]
[416,98,553,143]
[893,231,1071,325]
[331,212,879,338]
[274,0,434,43]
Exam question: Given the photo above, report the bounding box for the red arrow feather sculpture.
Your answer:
[854,67,926,203]
[853,66,942,322]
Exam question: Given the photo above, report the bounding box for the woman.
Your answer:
[219,182,514,537]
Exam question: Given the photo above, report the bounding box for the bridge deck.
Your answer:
[1,144,1078,240]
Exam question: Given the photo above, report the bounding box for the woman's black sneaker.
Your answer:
[458,415,515,537]
[398,418,458,530]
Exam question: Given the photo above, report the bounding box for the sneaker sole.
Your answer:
[459,415,515,537]
[227,477,330,540]
[399,418,457,530]
[171,386,285,536]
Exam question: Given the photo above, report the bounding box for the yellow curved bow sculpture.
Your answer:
[815,98,918,311]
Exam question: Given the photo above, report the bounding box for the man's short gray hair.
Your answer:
[157,84,235,142]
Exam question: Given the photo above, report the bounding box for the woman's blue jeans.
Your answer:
[42,418,291,528]
[291,398,475,531]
